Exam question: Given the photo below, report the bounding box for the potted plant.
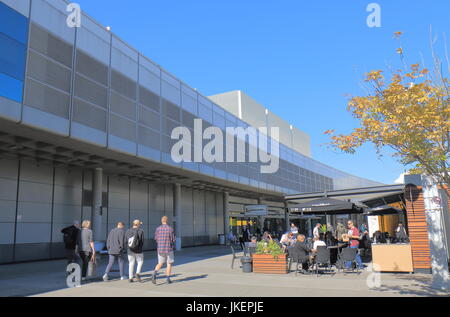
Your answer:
[252,240,288,274]
[319,224,328,234]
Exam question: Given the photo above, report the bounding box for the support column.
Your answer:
[173,183,182,251]
[223,191,230,237]
[258,197,264,233]
[92,168,103,244]
[284,201,289,232]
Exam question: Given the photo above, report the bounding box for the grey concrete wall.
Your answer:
[0,158,225,263]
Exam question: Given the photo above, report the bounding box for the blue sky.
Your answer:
[75,0,450,184]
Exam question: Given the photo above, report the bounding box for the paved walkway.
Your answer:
[0,246,448,297]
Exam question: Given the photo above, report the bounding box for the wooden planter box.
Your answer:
[252,254,288,274]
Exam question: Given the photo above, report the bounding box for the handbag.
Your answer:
[87,256,97,277]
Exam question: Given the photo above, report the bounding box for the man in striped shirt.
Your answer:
[152,216,176,284]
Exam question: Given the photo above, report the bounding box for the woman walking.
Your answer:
[77,220,95,282]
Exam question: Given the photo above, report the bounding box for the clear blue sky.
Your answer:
[75,0,450,185]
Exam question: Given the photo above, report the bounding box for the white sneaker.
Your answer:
[120,276,126,280]
[102,274,108,281]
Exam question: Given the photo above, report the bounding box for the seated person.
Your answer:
[311,234,326,253]
[395,222,409,243]
[280,232,295,249]
[262,231,272,243]
[325,231,338,246]
[248,236,258,248]
[372,230,386,244]
[288,234,311,271]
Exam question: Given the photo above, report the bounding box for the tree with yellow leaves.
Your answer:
[326,32,450,186]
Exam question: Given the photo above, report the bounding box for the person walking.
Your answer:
[61,221,80,264]
[313,223,321,239]
[103,222,127,281]
[126,219,145,283]
[77,220,95,281]
[151,216,176,285]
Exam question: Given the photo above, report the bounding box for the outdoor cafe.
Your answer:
[231,183,450,276]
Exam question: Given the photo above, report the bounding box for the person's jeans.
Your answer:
[104,254,124,277]
[128,250,144,279]
[345,246,363,269]
[65,249,77,264]
[79,251,92,278]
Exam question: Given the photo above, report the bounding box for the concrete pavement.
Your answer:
[0,245,448,297]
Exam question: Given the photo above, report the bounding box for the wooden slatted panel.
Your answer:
[405,186,431,270]
[252,254,288,274]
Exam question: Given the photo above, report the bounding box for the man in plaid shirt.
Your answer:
[152,216,176,284]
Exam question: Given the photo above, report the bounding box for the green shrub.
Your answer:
[255,240,284,260]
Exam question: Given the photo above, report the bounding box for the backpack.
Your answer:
[128,229,140,251]
[63,227,77,248]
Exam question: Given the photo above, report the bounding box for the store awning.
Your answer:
[363,205,403,216]
[285,184,405,210]
[288,197,363,214]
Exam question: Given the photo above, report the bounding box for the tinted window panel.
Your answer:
[0,2,28,44]
[0,72,23,102]
[0,32,26,80]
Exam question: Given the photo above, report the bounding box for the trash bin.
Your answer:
[241,256,253,273]
[218,234,225,245]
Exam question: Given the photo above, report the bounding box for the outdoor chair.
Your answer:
[244,246,257,257]
[338,247,360,274]
[314,246,332,276]
[230,245,243,269]
[288,248,310,276]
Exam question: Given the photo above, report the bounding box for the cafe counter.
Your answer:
[371,243,414,273]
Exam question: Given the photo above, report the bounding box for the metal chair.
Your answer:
[314,246,332,276]
[244,246,257,257]
[230,245,243,269]
[338,247,360,274]
[288,248,310,276]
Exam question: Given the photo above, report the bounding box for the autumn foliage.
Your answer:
[326,33,450,185]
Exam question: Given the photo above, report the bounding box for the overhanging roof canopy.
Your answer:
[363,205,403,216]
[289,197,363,215]
[285,184,405,209]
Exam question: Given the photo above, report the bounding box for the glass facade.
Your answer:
[0,0,379,196]
[0,2,28,103]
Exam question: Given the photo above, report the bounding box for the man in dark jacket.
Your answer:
[288,234,311,271]
[126,219,145,283]
[61,221,80,264]
[103,222,126,281]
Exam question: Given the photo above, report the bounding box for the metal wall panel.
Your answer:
[27,50,71,92]
[148,183,165,239]
[75,50,109,86]
[193,189,206,236]
[30,0,74,43]
[0,96,21,122]
[0,158,17,249]
[72,98,107,131]
[28,22,73,68]
[24,78,70,118]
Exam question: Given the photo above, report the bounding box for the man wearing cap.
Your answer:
[152,216,176,285]
[126,219,145,283]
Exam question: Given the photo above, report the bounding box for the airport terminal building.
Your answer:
[0,0,380,263]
